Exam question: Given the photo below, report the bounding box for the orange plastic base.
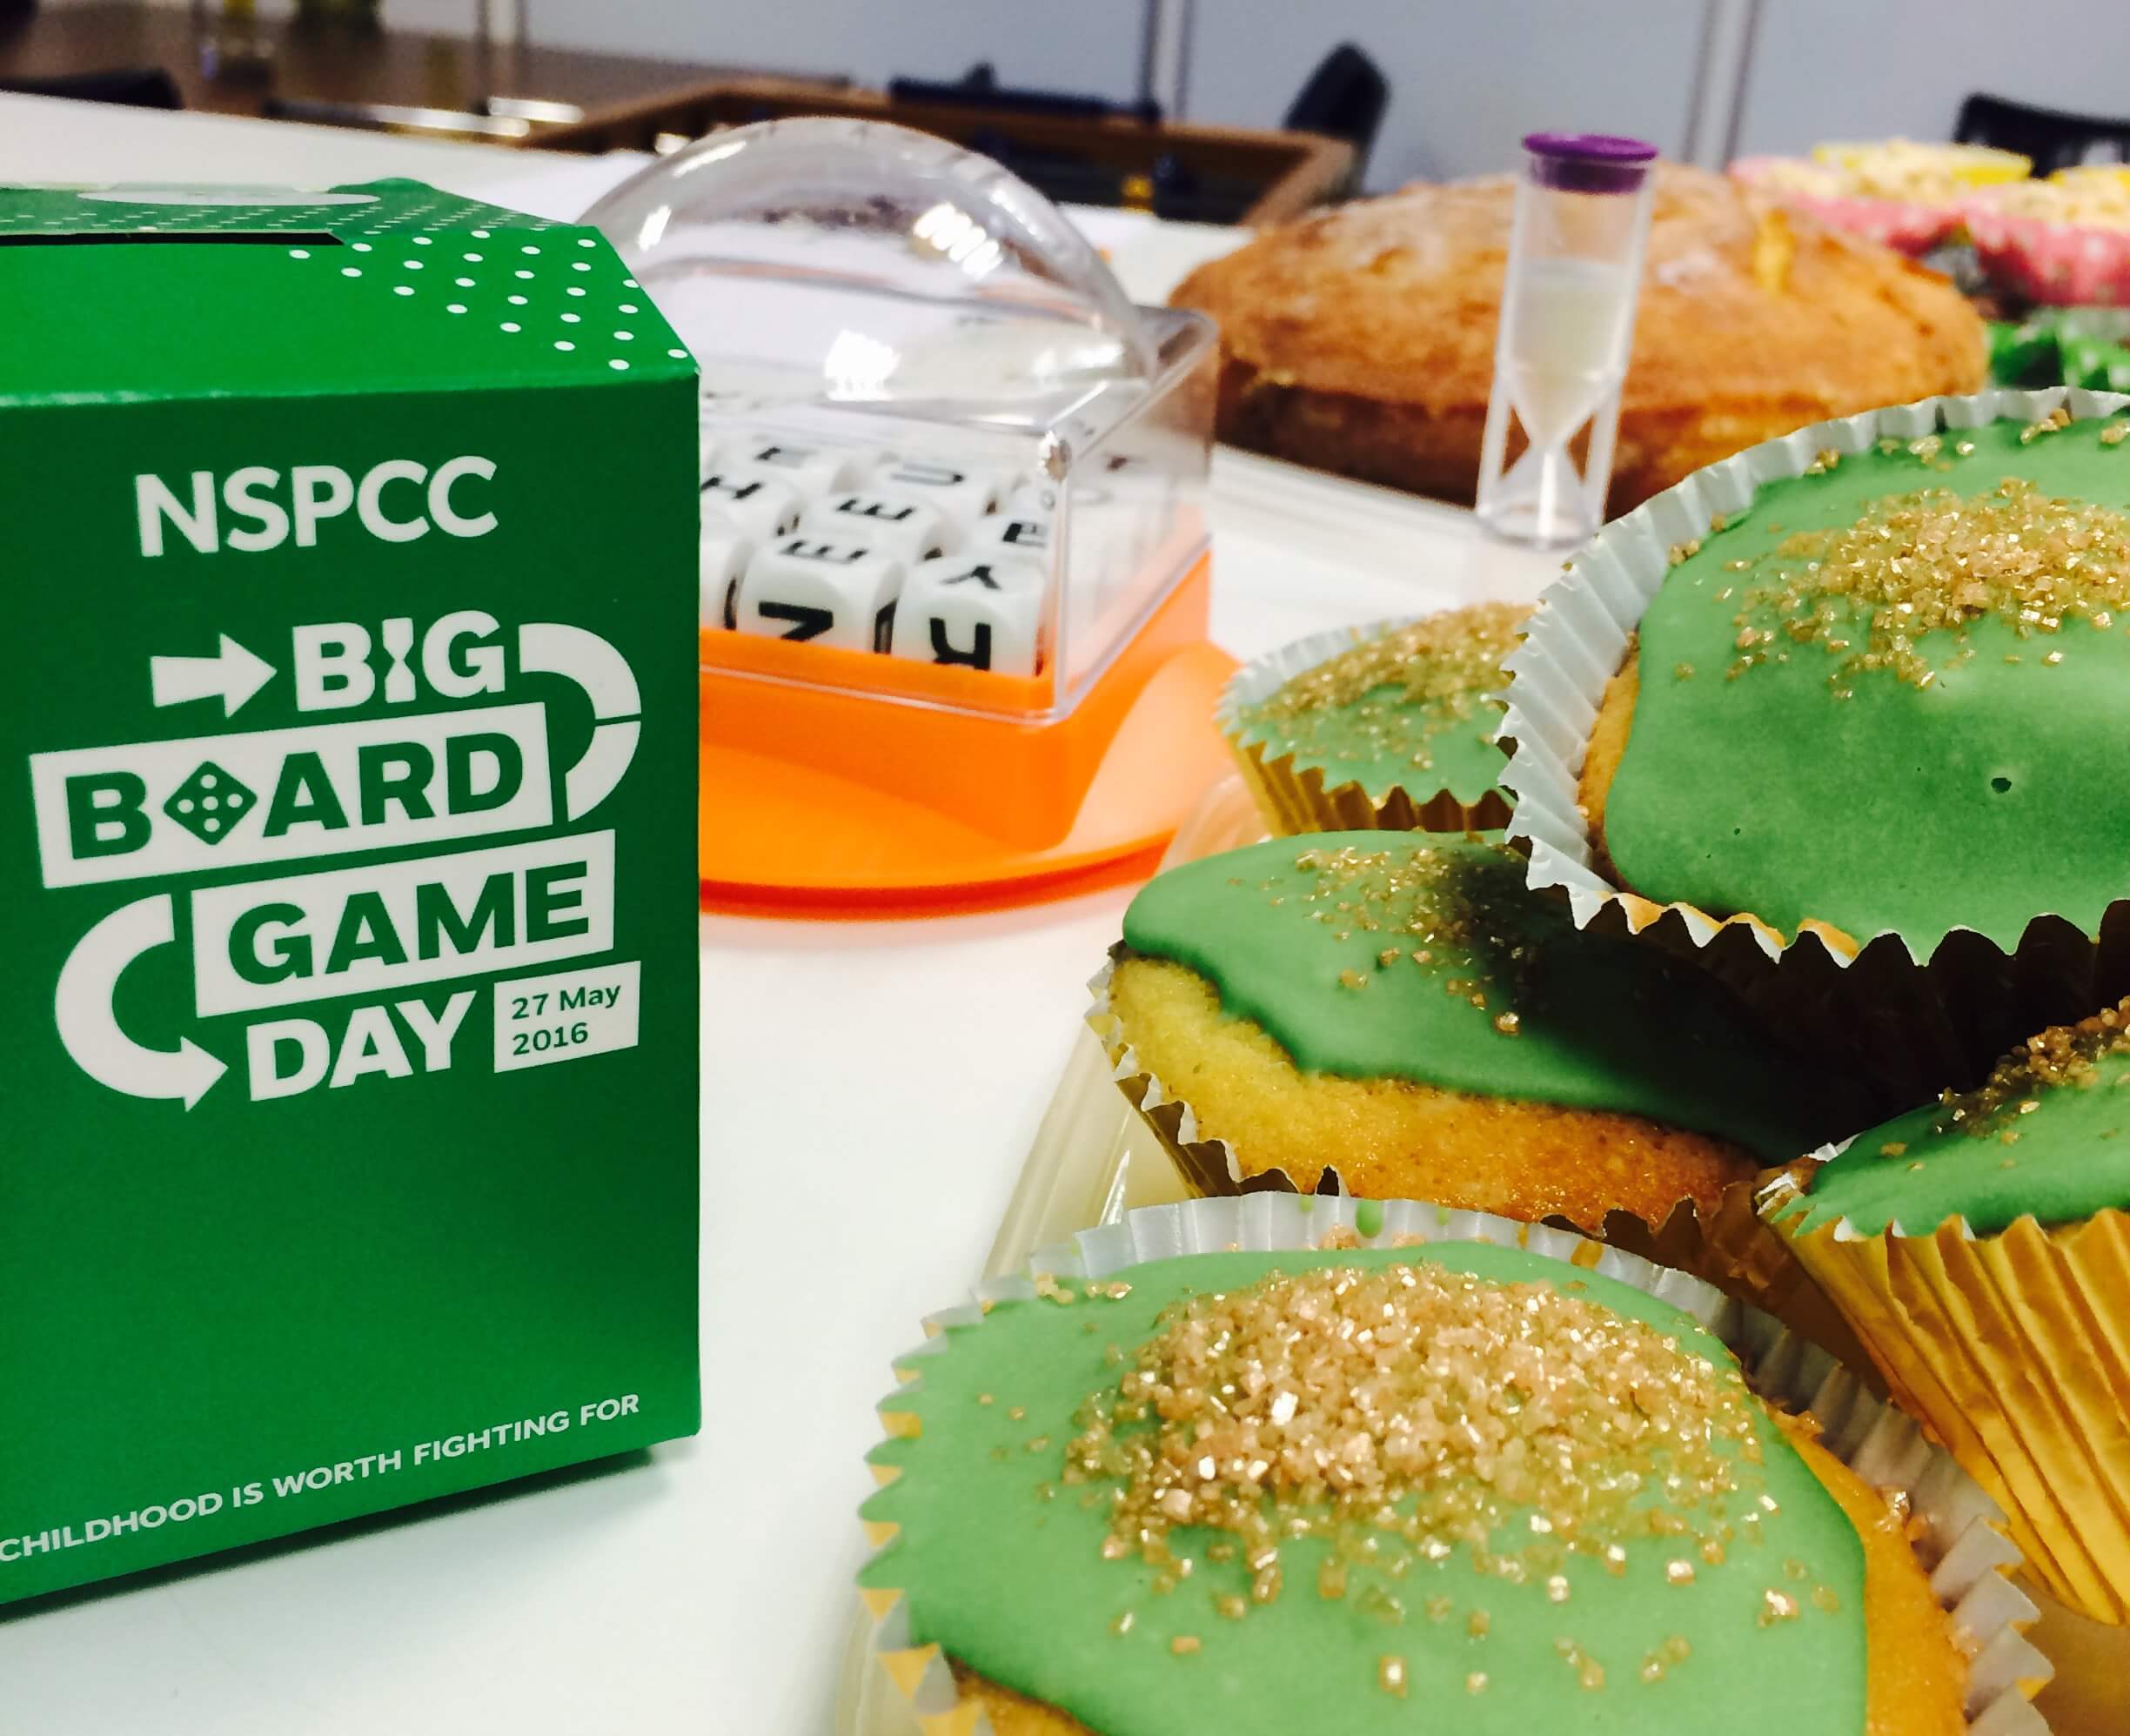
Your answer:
[698,556,1235,911]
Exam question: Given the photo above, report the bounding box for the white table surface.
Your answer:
[0,96,1558,1735]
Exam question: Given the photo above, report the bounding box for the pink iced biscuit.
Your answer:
[1728,158,1962,256]
[1965,198,2130,306]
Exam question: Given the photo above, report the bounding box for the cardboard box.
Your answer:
[0,179,700,1604]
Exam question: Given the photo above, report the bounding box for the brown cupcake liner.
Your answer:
[1765,1158,2130,1628]
[1086,951,1877,1377]
[855,1195,2053,1736]
[1498,385,2130,1118]
[1216,619,1513,837]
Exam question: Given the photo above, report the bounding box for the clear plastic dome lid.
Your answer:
[583,117,1155,425]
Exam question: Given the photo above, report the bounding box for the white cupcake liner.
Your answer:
[1497,385,2130,1114]
[1084,952,1320,1201]
[858,1195,2053,1735]
[1083,950,1887,1374]
[1216,615,1517,834]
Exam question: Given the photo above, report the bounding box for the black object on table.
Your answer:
[1283,43,1388,186]
[1956,91,2130,177]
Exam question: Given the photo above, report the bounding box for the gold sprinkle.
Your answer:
[1725,474,2130,693]
[2104,422,2130,447]
[1425,1596,1453,1623]
[1466,1672,1490,1695]
[1921,996,2130,1139]
[1758,1588,1801,1626]
[1216,1594,1248,1621]
[1811,1586,1842,1613]
[1008,1407,1027,1423]
[1067,1261,1764,1622]
[1493,1012,1522,1036]
[1379,1655,1409,1698]
[1239,604,1531,781]
[1666,1559,1696,1586]
[1111,1611,1135,1635]
[1545,1574,1571,1604]
[1879,1142,1906,1157]
[1377,948,1402,968]
[1468,1609,1491,1639]
[1170,1635,1200,1656]
[977,1393,995,1406]
[1673,661,1695,680]
[1338,969,1368,991]
[2021,406,2073,443]
[1668,540,1701,566]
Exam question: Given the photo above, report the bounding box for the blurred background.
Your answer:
[8,0,2130,198]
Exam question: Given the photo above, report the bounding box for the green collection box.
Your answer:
[0,181,700,1605]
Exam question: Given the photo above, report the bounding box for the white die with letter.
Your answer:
[700,522,755,629]
[868,457,1007,537]
[890,552,1046,675]
[700,466,804,542]
[802,490,955,563]
[734,534,907,653]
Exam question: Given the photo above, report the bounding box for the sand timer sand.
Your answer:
[1476,133,1658,548]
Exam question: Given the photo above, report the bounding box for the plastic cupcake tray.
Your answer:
[1729,157,1967,256]
[1966,195,2130,307]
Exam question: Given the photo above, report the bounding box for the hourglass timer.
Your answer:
[1476,133,1658,548]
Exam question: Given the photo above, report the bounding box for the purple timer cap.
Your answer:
[1523,133,1658,194]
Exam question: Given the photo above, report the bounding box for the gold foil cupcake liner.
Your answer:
[856,1195,2052,1736]
[1216,618,1515,837]
[1765,1159,2130,1632]
[1086,952,1879,1377]
[1497,385,2130,1119]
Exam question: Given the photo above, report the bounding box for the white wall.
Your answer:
[1183,0,1711,188]
[1733,0,2130,159]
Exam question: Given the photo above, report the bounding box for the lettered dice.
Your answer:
[700,523,754,629]
[890,553,1046,675]
[802,490,956,564]
[733,535,906,653]
[869,457,1006,537]
[700,466,803,543]
[972,512,1052,565]
[727,437,867,499]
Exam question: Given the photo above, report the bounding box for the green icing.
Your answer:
[1784,1031,2130,1237]
[1234,611,1524,808]
[1118,832,1861,1163]
[1603,416,2130,950]
[1236,678,1510,807]
[860,1243,1867,1736]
